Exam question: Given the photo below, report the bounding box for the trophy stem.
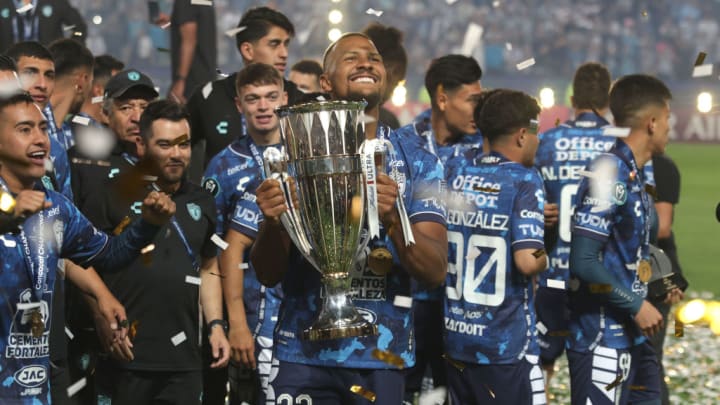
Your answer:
[302,275,378,341]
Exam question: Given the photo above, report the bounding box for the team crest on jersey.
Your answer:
[187,203,201,221]
[1,8,9,18]
[356,308,378,324]
[202,178,220,197]
[612,182,627,205]
[40,176,54,191]
[42,5,53,17]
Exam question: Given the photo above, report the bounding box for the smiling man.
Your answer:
[251,33,448,404]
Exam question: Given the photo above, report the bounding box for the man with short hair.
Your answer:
[75,54,124,127]
[289,59,322,93]
[443,89,547,404]
[92,100,230,404]
[252,33,448,404]
[568,74,679,404]
[394,53,483,399]
[186,6,304,175]
[202,62,287,404]
[0,90,175,405]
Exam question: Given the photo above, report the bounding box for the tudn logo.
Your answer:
[14,365,47,388]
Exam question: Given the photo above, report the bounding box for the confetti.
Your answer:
[71,115,91,126]
[485,384,496,399]
[546,279,566,290]
[63,25,77,32]
[445,0,459,4]
[349,385,376,402]
[536,321,548,335]
[128,320,139,340]
[91,96,104,104]
[548,330,570,337]
[191,0,213,5]
[516,58,536,71]
[113,216,131,235]
[215,68,229,78]
[465,246,481,260]
[171,331,187,346]
[694,52,707,67]
[589,284,612,294]
[460,23,484,56]
[211,234,229,250]
[641,10,648,18]
[161,22,171,29]
[692,64,713,78]
[16,3,33,14]
[492,0,501,7]
[185,275,201,286]
[225,26,247,38]
[239,263,249,270]
[505,42,512,51]
[602,127,631,137]
[170,133,190,146]
[442,354,465,371]
[393,295,413,309]
[72,32,83,37]
[358,114,377,124]
[532,248,546,258]
[142,175,158,182]
[66,377,87,398]
[365,8,384,17]
[141,244,155,254]
[371,348,405,368]
[629,385,647,391]
[316,95,326,101]
[605,374,623,391]
[555,117,561,127]
[65,326,74,340]
[675,319,684,337]
[418,386,447,405]
[473,185,500,193]
[202,82,213,99]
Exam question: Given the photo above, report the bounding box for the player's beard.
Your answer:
[347,89,382,110]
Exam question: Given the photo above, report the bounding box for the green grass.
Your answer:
[666,143,720,296]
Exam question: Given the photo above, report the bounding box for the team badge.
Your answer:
[128,71,141,81]
[1,8,9,18]
[41,175,54,191]
[42,5,52,17]
[187,203,201,221]
[612,182,627,205]
[202,178,220,197]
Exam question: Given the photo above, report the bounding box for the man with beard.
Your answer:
[251,33,448,404]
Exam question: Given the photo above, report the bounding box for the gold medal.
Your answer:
[637,260,652,283]
[30,309,44,338]
[368,247,393,276]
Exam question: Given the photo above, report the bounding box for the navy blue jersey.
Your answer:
[202,137,281,340]
[569,140,652,351]
[46,135,73,201]
[443,151,545,365]
[0,188,109,403]
[273,125,447,369]
[42,103,73,151]
[534,112,613,289]
[395,109,482,302]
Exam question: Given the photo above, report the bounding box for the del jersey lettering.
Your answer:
[534,112,612,288]
[569,140,650,351]
[443,151,545,364]
[202,137,281,340]
[0,190,109,404]
[274,125,447,368]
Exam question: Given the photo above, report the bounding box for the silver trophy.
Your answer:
[272,100,378,341]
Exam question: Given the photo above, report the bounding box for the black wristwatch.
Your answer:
[207,319,228,335]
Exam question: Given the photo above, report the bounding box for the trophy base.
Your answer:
[302,322,378,341]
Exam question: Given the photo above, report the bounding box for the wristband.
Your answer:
[207,319,228,335]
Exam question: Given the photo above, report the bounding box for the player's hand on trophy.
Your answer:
[141,190,175,225]
[256,179,288,224]
[634,300,664,336]
[376,173,399,225]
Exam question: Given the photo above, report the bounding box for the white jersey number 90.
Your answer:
[446,231,507,307]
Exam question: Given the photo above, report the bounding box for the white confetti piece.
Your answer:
[171,331,187,346]
[65,326,74,340]
[66,377,87,398]
[505,42,513,51]
[418,386,447,405]
[492,0,501,7]
[239,263,249,270]
[547,279,566,290]
[91,96,104,104]
[63,25,76,32]
[692,64,713,78]
[446,0,459,4]
[17,302,41,311]
[211,234,228,250]
[16,3,33,14]
[578,169,598,179]
[185,275,201,286]
[71,115,91,126]
[225,26,247,38]
[161,22,171,29]
[393,295,413,308]
[602,127,631,137]
[516,58,536,71]
[460,23,484,56]
[141,244,155,254]
[190,0,213,5]
[536,321,548,335]
[365,8,384,17]
[201,82,213,99]
[315,95,326,101]
[358,114,376,124]
[465,246,481,260]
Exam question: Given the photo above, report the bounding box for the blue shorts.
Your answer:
[446,355,546,405]
[271,361,404,405]
[567,341,661,404]
[535,286,569,365]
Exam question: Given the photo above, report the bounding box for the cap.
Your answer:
[104,69,159,100]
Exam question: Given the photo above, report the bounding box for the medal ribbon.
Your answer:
[359,138,381,239]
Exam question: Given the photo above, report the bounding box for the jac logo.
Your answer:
[14,365,47,388]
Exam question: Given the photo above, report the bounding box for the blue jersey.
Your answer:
[42,103,74,151]
[569,140,651,351]
[46,135,73,201]
[395,109,482,301]
[443,151,545,365]
[534,112,613,289]
[273,125,447,369]
[202,137,281,340]
[0,187,109,403]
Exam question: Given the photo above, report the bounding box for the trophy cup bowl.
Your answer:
[275,100,378,341]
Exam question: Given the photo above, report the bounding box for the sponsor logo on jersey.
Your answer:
[14,365,47,388]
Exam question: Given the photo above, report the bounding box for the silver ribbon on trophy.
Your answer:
[272,100,378,341]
